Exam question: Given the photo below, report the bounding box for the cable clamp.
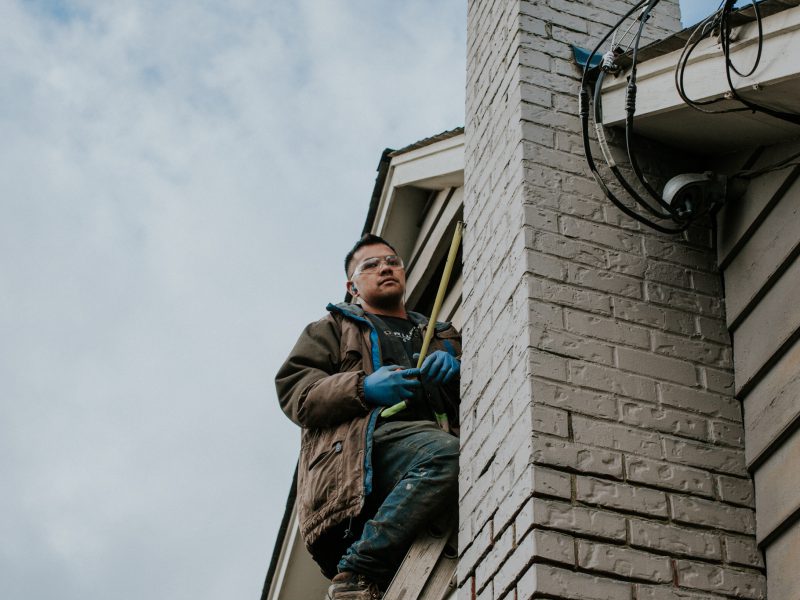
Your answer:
[594,124,616,168]
[601,49,622,73]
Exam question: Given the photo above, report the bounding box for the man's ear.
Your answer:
[348,281,358,295]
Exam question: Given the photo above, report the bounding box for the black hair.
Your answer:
[345,233,399,277]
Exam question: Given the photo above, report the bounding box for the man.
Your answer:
[276,233,461,600]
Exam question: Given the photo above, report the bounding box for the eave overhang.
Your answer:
[601,0,800,153]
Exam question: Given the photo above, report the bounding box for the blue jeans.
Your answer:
[337,420,459,587]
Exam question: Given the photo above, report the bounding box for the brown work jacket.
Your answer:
[275,302,461,554]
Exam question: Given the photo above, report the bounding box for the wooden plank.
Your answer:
[755,427,800,543]
[765,521,800,600]
[405,189,463,308]
[439,276,462,326]
[717,140,800,267]
[732,253,800,395]
[744,335,800,466]
[724,171,800,327]
[448,303,463,333]
[383,522,454,600]
[409,189,451,265]
[417,527,458,600]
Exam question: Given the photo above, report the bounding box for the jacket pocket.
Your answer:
[304,439,344,513]
[308,440,343,470]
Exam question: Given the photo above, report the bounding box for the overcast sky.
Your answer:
[0,1,733,599]
[682,0,748,25]
[1,1,466,599]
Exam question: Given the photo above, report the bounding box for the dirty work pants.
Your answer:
[337,420,459,588]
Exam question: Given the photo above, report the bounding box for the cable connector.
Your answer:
[601,48,623,73]
[625,81,638,115]
[579,89,590,118]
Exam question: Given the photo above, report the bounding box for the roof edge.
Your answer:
[388,126,464,158]
[361,148,395,236]
[260,466,298,600]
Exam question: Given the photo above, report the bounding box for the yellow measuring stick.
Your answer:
[380,220,463,419]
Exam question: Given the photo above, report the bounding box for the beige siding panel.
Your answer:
[754,426,800,542]
[409,189,451,265]
[449,304,463,333]
[732,254,800,394]
[744,335,800,465]
[765,524,800,600]
[717,140,800,265]
[724,176,800,327]
[440,276,462,327]
[405,188,463,307]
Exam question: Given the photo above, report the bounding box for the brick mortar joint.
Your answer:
[525,466,756,521]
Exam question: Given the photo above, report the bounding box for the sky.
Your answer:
[0,1,466,599]
[681,0,749,26]
[0,1,737,599]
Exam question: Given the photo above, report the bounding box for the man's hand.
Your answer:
[418,351,460,385]
[363,365,421,407]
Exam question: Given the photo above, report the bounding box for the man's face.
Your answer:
[348,243,406,307]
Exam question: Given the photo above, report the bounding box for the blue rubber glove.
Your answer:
[363,365,421,407]
[418,351,460,385]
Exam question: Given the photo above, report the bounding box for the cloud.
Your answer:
[0,1,465,598]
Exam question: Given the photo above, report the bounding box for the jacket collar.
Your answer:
[326,302,451,332]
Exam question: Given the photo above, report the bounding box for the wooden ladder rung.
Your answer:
[383,521,457,600]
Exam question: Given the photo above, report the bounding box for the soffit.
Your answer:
[600,0,800,153]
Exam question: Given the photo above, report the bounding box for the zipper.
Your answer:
[343,515,355,540]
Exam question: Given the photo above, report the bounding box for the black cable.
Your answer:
[675,4,754,114]
[719,0,800,126]
[673,1,800,184]
[726,0,762,78]
[624,0,687,219]
[738,148,800,178]
[675,11,744,113]
[580,1,690,234]
[676,1,800,124]
[593,72,674,220]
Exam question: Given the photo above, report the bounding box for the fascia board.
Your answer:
[390,136,464,189]
[405,187,463,306]
[373,136,464,236]
[267,508,300,600]
[391,132,464,165]
[268,511,329,600]
[373,163,396,236]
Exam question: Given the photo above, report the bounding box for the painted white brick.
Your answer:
[577,540,672,582]
[464,1,760,598]
[723,535,764,569]
[519,498,627,542]
[625,455,715,497]
[573,415,662,459]
[518,564,632,600]
[670,494,756,534]
[675,560,766,599]
[629,517,722,560]
[532,435,624,479]
[576,475,668,517]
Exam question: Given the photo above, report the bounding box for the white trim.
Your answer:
[374,134,464,235]
[267,509,330,600]
[267,512,299,600]
[600,5,800,149]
